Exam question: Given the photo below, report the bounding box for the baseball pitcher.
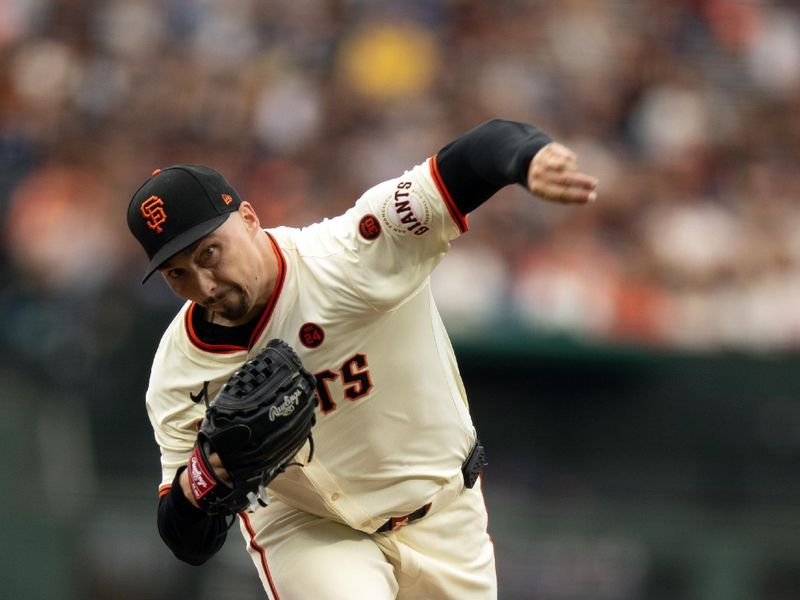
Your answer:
[127,118,598,599]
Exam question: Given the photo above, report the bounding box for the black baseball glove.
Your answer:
[185,339,317,516]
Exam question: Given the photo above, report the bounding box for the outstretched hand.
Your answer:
[527,142,598,204]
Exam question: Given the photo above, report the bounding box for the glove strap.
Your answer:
[187,445,222,504]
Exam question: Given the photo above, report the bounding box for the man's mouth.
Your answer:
[206,289,231,307]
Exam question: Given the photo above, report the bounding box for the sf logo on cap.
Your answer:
[141,195,167,234]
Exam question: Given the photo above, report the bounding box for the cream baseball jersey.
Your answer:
[146,157,477,533]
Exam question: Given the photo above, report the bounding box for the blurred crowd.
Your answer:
[2,0,800,353]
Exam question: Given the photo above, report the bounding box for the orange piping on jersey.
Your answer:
[429,154,469,234]
[240,512,281,599]
[184,232,287,353]
[247,232,286,350]
[185,303,248,353]
[159,484,172,498]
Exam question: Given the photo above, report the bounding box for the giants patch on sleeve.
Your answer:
[380,180,431,236]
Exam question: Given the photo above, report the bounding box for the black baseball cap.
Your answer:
[127,164,242,283]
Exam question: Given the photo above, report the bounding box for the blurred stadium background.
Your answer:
[2,0,800,598]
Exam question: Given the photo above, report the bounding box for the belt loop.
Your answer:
[461,440,487,489]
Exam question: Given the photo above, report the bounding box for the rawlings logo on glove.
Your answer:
[188,339,318,516]
[270,388,304,421]
[188,447,217,500]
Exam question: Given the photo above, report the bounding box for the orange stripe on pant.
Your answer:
[240,512,281,600]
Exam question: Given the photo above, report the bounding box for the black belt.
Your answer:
[375,440,487,533]
[376,502,432,533]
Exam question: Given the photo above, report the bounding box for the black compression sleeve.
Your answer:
[435,118,552,214]
[157,467,229,565]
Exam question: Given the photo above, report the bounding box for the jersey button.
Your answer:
[330,492,341,501]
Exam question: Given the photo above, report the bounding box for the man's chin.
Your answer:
[215,300,251,323]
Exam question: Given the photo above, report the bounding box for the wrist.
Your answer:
[174,466,202,510]
[178,468,200,508]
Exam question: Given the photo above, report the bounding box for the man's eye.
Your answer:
[202,246,216,259]
[168,269,183,279]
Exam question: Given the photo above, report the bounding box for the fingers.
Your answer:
[536,173,598,204]
[209,452,232,484]
[528,142,599,204]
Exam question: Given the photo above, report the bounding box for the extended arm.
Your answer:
[435,118,597,214]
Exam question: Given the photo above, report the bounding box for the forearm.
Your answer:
[157,467,229,565]
[434,118,552,214]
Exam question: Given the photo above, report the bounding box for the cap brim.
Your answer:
[141,214,230,283]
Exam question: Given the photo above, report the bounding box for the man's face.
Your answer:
[158,204,267,324]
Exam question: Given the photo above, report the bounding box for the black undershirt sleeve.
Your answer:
[434,118,552,214]
[157,467,229,565]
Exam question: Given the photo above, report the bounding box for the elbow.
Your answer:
[157,491,227,567]
[171,548,213,567]
[157,523,222,566]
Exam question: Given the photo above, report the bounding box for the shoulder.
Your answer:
[150,301,192,366]
[277,159,454,249]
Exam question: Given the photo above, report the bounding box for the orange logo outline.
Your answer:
[141,195,167,234]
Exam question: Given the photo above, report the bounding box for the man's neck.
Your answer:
[205,305,266,328]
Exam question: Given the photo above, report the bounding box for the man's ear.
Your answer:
[238,202,261,232]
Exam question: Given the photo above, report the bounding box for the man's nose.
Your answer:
[196,270,216,299]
